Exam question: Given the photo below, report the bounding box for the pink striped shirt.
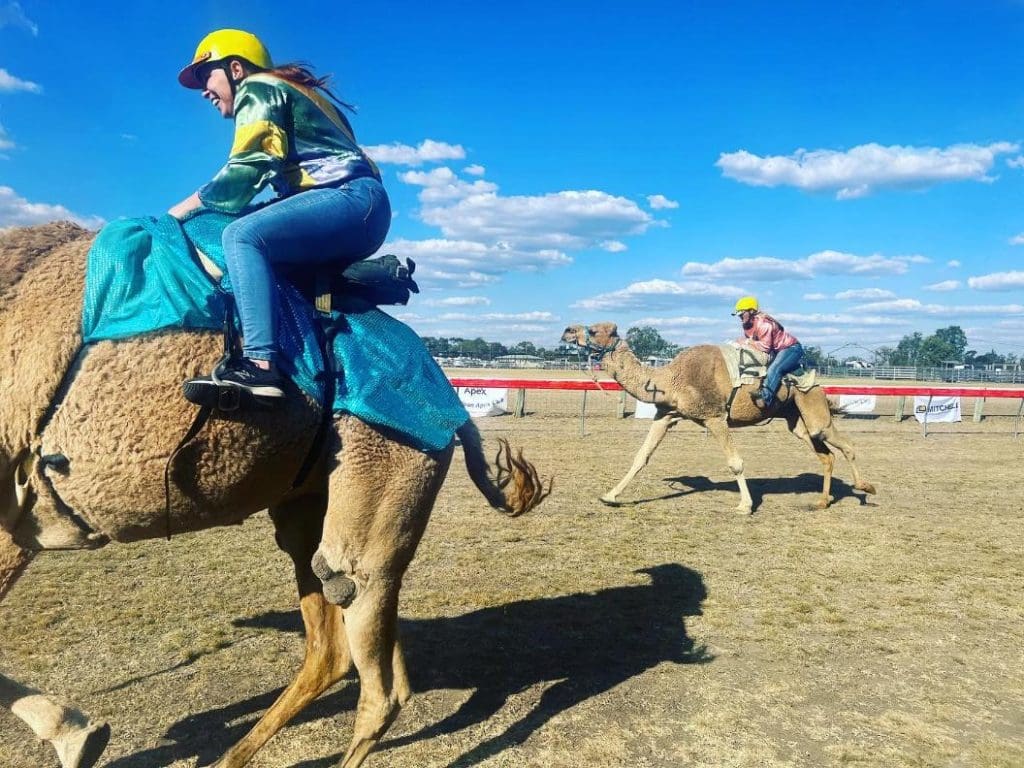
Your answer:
[740,312,798,355]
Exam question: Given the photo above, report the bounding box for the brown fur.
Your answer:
[0,222,549,768]
[563,323,876,513]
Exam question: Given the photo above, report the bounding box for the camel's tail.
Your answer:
[456,421,552,517]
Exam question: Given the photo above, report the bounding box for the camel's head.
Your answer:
[560,323,620,352]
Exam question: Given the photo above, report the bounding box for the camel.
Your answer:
[0,222,549,768]
[562,323,875,513]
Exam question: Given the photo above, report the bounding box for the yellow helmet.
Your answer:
[732,296,758,315]
[178,29,273,89]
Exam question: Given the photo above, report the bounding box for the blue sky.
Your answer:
[2,0,1023,358]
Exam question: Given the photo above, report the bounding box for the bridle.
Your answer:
[581,328,621,361]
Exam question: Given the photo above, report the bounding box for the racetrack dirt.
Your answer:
[2,399,1022,767]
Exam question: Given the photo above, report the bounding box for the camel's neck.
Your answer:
[602,343,671,404]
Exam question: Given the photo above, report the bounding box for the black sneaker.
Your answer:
[216,358,285,397]
[184,358,285,403]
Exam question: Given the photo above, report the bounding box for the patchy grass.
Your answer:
[1,412,1022,767]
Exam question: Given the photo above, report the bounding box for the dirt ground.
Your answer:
[2,404,1023,768]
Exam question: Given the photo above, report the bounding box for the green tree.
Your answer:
[892,332,924,365]
[510,341,540,357]
[933,326,968,360]
[626,326,678,359]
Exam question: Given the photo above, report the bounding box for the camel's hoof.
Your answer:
[54,722,110,768]
[599,496,621,507]
[813,497,832,511]
[735,505,753,515]
[856,482,877,495]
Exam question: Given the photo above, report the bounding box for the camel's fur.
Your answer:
[0,222,548,768]
[563,323,875,513]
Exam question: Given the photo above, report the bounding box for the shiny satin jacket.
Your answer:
[198,73,380,214]
[741,312,799,355]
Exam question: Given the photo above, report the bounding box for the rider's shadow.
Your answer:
[110,563,709,768]
[614,473,872,510]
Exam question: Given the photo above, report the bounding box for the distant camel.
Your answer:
[0,222,548,768]
[562,323,875,513]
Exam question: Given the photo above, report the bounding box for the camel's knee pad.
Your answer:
[311,549,358,607]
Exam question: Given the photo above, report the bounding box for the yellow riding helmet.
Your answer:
[732,296,758,315]
[178,29,273,89]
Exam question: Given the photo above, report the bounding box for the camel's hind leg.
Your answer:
[0,674,110,768]
[213,489,353,768]
[795,391,877,496]
[703,416,754,514]
[601,411,681,504]
[786,412,835,509]
[313,418,455,768]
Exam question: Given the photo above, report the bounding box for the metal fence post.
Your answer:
[580,390,588,436]
[922,395,932,437]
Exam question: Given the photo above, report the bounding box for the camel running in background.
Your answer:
[0,222,549,768]
[562,323,875,513]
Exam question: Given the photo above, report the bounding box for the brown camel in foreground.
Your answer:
[0,222,548,768]
[562,323,875,513]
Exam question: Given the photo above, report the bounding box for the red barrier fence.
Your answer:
[448,378,1024,438]
[449,378,1024,399]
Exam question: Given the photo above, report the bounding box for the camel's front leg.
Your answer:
[0,674,110,768]
[212,492,352,768]
[601,412,680,504]
[703,417,754,514]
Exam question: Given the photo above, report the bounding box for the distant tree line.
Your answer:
[423,324,1019,369]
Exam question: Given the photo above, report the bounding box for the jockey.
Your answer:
[169,29,390,399]
[732,296,804,409]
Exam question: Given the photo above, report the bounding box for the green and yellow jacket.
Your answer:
[198,73,380,213]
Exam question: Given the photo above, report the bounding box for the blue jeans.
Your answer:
[222,176,391,362]
[761,343,804,406]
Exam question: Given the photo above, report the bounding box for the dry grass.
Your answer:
[1,408,1022,767]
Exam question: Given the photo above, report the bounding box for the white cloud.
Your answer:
[803,292,827,300]
[362,139,465,166]
[947,259,961,267]
[1008,156,1024,169]
[924,280,960,292]
[0,2,37,35]
[601,240,627,252]
[967,271,1024,291]
[464,164,486,176]
[571,278,744,312]
[716,141,1019,199]
[647,194,679,210]
[835,288,897,300]
[1009,234,1024,246]
[681,250,922,281]
[386,237,570,286]
[0,68,41,93]
[855,298,1024,315]
[398,167,498,203]
[421,296,491,307]
[0,185,104,230]
[0,123,13,152]
[420,189,655,250]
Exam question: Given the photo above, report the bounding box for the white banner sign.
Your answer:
[839,394,877,414]
[914,395,961,423]
[634,400,658,419]
[457,386,508,417]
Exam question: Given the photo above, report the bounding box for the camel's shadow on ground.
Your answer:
[607,472,874,510]
[107,563,709,768]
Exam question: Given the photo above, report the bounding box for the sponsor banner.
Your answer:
[914,395,961,423]
[839,394,877,414]
[634,400,658,419]
[457,386,508,417]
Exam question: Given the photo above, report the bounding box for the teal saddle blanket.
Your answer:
[82,210,468,452]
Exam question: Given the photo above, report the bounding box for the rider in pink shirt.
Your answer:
[733,296,804,409]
